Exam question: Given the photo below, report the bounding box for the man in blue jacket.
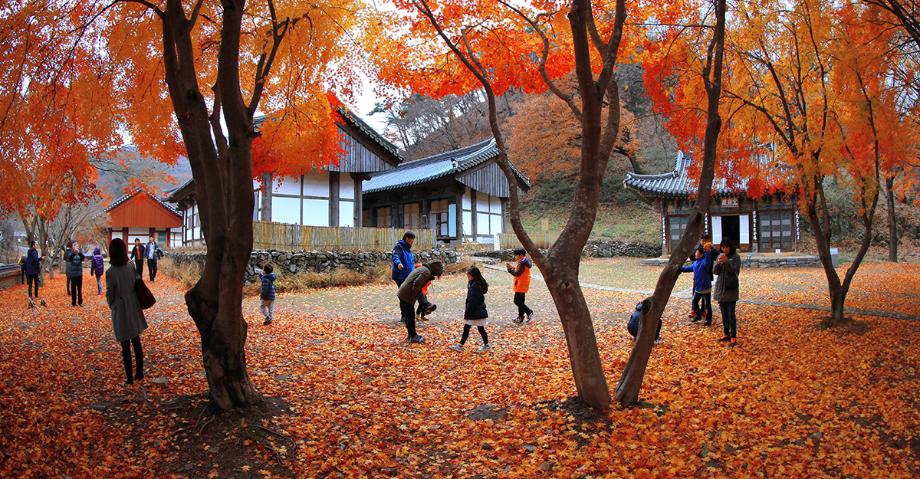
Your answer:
[392,231,416,286]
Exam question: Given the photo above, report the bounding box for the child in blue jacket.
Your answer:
[680,246,714,325]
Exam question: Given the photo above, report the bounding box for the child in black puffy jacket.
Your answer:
[449,267,491,353]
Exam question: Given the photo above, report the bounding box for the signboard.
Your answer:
[721,197,739,207]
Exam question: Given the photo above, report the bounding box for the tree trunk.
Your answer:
[885,176,898,262]
[540,259,610,409]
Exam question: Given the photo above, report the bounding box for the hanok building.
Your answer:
[362,138,531,245]
[105,189,184,248]
[167,108,403,246]
[624,152,800,254]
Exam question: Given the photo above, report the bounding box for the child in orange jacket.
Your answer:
[506,248,534,323]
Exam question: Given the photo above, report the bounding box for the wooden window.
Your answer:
[669,215,689,243]
[375,207,391,228]
[758,210,793,251]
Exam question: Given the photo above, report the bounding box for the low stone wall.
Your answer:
[639,254,820,268]
[168,248,459,283]
[471,240,661,262]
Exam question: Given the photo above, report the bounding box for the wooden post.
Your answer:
[352,173,363,228]
[261,173,272,221]
[470,189,478,243]
[455,188,464,244]
[329,171,340,227]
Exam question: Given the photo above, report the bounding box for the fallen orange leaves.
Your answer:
[0,266,917,477]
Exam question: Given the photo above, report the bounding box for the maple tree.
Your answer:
[714,0,916,326]
[1,0,378,411]
[379,0,720,409]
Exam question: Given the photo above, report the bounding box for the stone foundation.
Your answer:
[639,254,820,268]
[168,248,459,283]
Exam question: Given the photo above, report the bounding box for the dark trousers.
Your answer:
[416,292,431,315]
[147,259,157,282]
[719,301,737,338]
[514,292,533,318]
[66,276,71,295]
[135,259,144,277]
[20,267,25,284]
[27,274,39,298]
[460,324,488,345]
[692,292,713,321]
[120,336,144,383]
[70,276,83,306]
[400,299,417,339]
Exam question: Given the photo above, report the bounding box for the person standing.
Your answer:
[259,264,276,325]
[396,261,443,344]
[145,235,163,283]
[91,246,105,295]
[713,238,742,346]
[449,267,492,353]
[130,239,146,278]
[19,253,26,285]
[65,241,85,307]
[506,248,534,323]
[681,246,714,325]
[392,231,416,323]
[106,238,148,385]
[24,240,45,307]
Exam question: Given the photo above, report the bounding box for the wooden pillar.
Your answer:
[261,173,272,222]
[329,171,340,227]
[421,198,431,234]
[455,187,464,243]
[501,198,509,234]
[470,189,478,242]
[352,173,363,228]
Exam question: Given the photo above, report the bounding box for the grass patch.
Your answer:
[157,257,202,289]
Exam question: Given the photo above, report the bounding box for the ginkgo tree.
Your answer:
[30,0,377,411]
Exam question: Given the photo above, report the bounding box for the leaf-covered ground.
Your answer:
[0,260,917,478]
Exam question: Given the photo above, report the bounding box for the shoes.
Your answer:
[704,321,712,326]
[718,336,731,342]
[654,339,663,345]
[524,313,533,323]
[40,299,46,306]
[729,338,737,347]
[134,373,144,381]
[419,315,429,322]
[423,304,437,316]
[408,335,425,344]
[478,343,492,353]
[449,344,463,352]
[690,315,701,323]
[263,319,273,325]
[28,299,35,309]
[512,316,524,324]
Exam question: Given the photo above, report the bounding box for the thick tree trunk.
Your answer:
[540,259,610,409]
[885,176,898,262]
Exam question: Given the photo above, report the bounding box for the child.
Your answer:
[65,241,85,307]
[397,261,443,343]
[259,264,276,325]
[449,267,491,352]
[25,240,45,308]
[713,238,742,346]
[92,246,105,295]
[414,262,435,321]
[627,299,662,345]
[506,248,534,324]
[681,245,714,325]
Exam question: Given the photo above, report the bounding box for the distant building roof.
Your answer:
[107,189,181,217]
[362,138,530,194]
[623,152,748,199]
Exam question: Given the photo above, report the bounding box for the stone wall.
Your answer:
[168,248,459,283]
[472,240,661,262]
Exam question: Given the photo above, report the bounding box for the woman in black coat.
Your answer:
[449,267,491,353]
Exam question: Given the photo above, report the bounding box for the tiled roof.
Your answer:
[623,151,747,199]
[107,189,182,216]
[362,138,530,194]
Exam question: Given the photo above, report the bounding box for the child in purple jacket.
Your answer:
[92,246,105,295]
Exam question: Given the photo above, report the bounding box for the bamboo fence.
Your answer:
[252,221,436,252]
